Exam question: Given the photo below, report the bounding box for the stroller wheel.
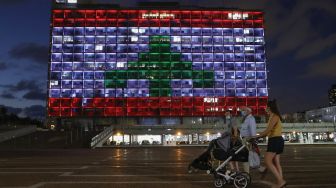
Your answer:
[233,174,248,188]
[238,172,251,185]
[214,178,224,188]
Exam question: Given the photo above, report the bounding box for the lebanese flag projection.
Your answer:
[48,9,268,117]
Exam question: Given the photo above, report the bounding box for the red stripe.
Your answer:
[52,10,264,28]
[48,97,268,117]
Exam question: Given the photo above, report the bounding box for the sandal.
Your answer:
[279,181,287,188]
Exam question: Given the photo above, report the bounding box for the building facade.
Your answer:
[305,106,336,123]
[47,0,268,143]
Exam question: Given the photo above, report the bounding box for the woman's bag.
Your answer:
[249,150,260,169]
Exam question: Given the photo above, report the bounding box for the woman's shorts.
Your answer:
[267,136,284,154]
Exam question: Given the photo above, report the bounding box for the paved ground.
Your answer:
[0,145,336,188]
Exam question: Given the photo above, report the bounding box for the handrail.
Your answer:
[90,126,114,148]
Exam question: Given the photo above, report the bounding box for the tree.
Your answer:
[104,35,215,97]
[0,107,7,116]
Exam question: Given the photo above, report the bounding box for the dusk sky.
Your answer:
[0,0,336,119]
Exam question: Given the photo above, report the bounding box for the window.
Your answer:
[117,62,126,68]
[53,27,63,35]
[85,36,95,44]
[52,44,62,52]
[171,27,180,35]
[172,36,181,43]
[192,28,201,35]
[52,36,63,44]
[50,80,60,88]
[95,44,104,52]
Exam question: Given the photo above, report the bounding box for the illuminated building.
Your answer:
[48,0,268,136]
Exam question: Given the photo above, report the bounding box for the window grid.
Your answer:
[49,9,268,117]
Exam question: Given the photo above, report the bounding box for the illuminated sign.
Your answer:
[228,12,249,20]
[142,13,175,19]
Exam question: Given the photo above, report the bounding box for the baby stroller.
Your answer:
[188,133,251,188]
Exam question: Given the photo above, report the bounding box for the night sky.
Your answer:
[0,0,335,119]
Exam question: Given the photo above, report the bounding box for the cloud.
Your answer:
[0,105,22,115]
[0,62,8,71]
[22,90,47,101]
[0,80,46,101]
[266,0,336,58]
[0,80,40,92]
[23,105,45,120]
[0,91,16,99]
[303,54,336,78]
[270,18,315,58]
[8,43,48,65]
[295,33,336,60]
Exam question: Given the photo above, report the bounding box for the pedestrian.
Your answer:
[238,106,256,174]
[256,100,286,188]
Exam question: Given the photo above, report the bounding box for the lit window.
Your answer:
[235,37,243,42]
[117,62,125,68]
[244,29,250,34]
[67,0,77,3]
[139,28,146,34]
[255,37,264,43]
[245,46,254,51]
[172,36,181,43]
[131,36,138,42]
[131,28,138,34]
[244,37,254,43]
[50,81,59,87]
[95,45,103,51]
[63,36,73,43]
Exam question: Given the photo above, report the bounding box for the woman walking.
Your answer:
[256,100,286,188]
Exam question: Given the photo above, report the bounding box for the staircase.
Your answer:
[90,126,114,148]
